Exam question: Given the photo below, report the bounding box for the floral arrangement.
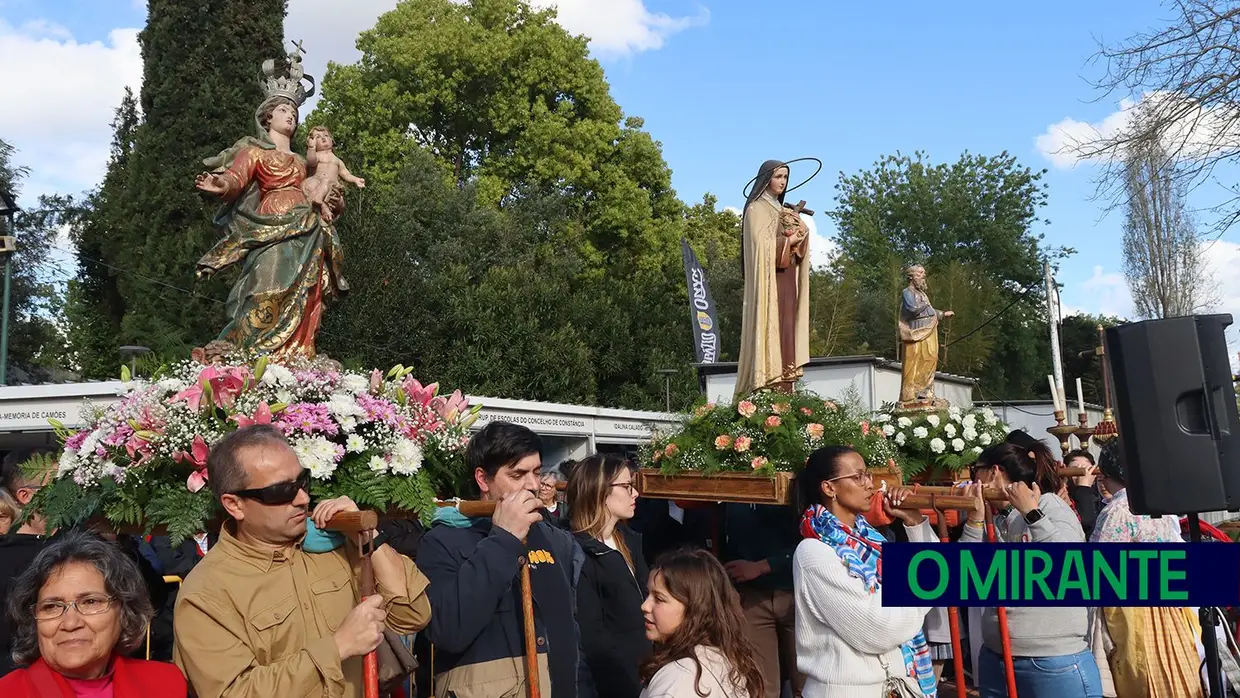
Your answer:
[874,405,1009,478]
[32,348,479,543]
[640,387,903,476]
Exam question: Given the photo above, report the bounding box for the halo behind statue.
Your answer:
[741,157,823,200]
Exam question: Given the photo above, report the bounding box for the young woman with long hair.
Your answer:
[639,548,764,698]
[791,445,938,697]
[962,442,1102,697]
[568,454,651,698]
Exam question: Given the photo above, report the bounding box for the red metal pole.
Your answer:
[930,500,967,698]
[984,510,1018,698]
[359,534,379,698]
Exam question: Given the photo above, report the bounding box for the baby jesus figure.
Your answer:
[303,126,365,223]
[777,206,809,268]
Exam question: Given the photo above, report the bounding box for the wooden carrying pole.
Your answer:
[434,498,540,698]
[321,512,382,698]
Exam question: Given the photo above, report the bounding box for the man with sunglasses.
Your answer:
[173,425,431,698]
[419,421,595,698]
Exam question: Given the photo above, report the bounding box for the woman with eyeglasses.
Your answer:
[0,530,187,697]
[792,445,939,697]
[566,453,651,698]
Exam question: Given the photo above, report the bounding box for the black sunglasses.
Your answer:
[230,468,311,505]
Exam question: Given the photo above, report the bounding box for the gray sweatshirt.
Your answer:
[959,492,1089,657]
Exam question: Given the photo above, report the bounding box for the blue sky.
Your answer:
[4,0,1239,325]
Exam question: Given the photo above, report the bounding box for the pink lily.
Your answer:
[172,366,251,411]
[187,469,209,493]
[402,378,438,407]
[431,389,468,421]
[232,402,274,428]
[174,435,210,468]
[125,434,154,466]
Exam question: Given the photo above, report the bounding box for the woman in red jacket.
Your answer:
[0,530,186,698]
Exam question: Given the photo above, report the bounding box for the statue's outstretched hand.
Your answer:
[195,172,227,195]
[943,311,955,318]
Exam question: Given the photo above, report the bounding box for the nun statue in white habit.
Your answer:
[734,159,812,399]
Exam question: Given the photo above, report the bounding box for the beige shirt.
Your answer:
[173,525,431,698]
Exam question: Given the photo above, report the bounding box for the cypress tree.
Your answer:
[102,0,286,358]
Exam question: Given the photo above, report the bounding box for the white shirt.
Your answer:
[793,520,936,698]
[640,646,749,698]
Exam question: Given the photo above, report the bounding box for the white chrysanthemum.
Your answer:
[339,416,358,434]
[982,408,997,425]
[341,374,370,395]
[292,436,339,479]
[157,378,187,394]
[962,414,977,429]
[929,438,946,454]
[952,438,965,452]
[328,393,366,420]
[275,389,295,405]
[926,415,940,428]
[875,413,892,423]
[882,424,896,437]
[894,432,907,446]
[979,433,993,446]
[262,364,296,387]
[57,449,78,476]
[913,426,928,439]
[897,417,913,428]
[962,427,978,441]
[368,454,389,473]
[346,434,367,453]
[944,423,957,438]
[390,439,424,476]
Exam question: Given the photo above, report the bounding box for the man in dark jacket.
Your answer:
[418,421,594,698]
[721,503,805,698]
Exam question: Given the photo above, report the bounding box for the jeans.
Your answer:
[978,646,1104,698]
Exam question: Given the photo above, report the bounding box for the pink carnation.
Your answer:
[764,415,781,429]
[733,436,752,452]
[737,401,757,418]
[714,434,732,450]
[751,456,769,470]
[805,423,825,440]
[772,403,789,414]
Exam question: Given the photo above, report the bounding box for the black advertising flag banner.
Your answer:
[681,239,720,363]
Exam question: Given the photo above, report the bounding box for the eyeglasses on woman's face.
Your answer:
[34,595,116,621]
[611,482,639,496]
[827,471,873,487]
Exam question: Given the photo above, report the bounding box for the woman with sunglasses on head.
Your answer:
[0,530,187,697]
[961,442,1102,697]
[792,445,939,697]
[567,454,651,698]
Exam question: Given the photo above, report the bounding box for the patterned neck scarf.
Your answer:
[801,504,938,698]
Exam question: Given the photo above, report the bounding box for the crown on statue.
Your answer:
[261,40,316,107]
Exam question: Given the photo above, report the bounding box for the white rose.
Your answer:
[963,427,978,441]
[948,406,962,419]
[875,413,892,423]
[982,408,997,425]
[157,378,187,393]
[926,415,940,428]
[898,417,913,428]
[882,424,896,437]
[894,432,907,446]
[929,438,946,454]
[944,423,957,438]
[962,414,977,429]
[913,426,928,439]
[979,433,993,446]
[952,438,965,452]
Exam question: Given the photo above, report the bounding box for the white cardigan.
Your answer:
[793,519,935,698]
[640,645,749,698]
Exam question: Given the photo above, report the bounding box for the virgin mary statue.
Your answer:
[194,46,347,360]
[734,160,810,398]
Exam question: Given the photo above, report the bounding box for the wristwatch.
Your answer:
[1023,508,1045,525]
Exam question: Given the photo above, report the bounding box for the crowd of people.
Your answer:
[0,421,1230,697]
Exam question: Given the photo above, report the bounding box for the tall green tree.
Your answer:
[1060,313,1122,407]
[309,0,682,271]
[72,1,286,364]
[831,151,1071,398]
[0,139,67,380]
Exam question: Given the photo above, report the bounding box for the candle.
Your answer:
[1047,375,1061,412]
[1076,377,1086,414]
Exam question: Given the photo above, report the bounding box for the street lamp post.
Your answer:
[0,190,18,386]
[656,368,679,412]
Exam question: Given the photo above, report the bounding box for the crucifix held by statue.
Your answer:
[734,159,812,399]
[898,264,954,408]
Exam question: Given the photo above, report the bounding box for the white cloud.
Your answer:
[0,20,141,199]
[1077,265,1134,318]
[1036,91,1240,169]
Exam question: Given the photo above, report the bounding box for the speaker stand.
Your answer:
[1188,513,1227,698]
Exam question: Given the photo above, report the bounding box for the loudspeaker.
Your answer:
[1106,314,1240,516]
